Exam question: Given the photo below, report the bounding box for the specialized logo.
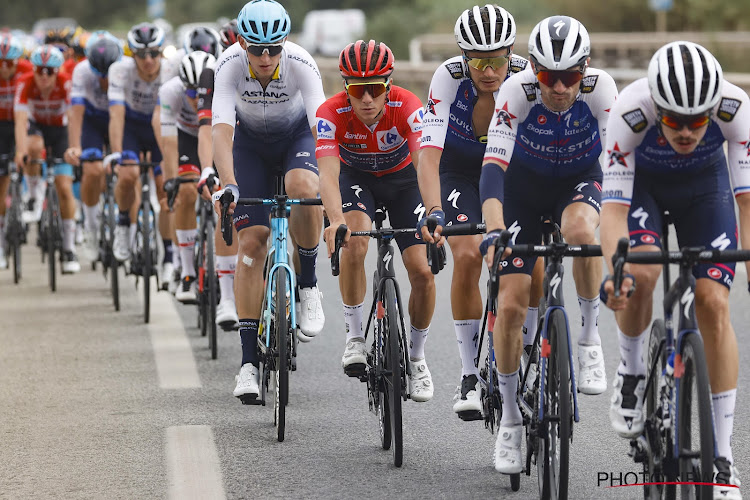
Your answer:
[550,272,562,298]
[495,102,516,129]
[413,203,426,221]
[711,232,731,251]
[507,220,521,244]
[316,118,335,140]
[426,90,441,115]
[383,252,392,271]
[376,127,403,151]
[448,189,461,209]
[351,184,362,198]
[680,287,694,320]
[607,142,631,168]
[717,98,741,122]
[631,206,649,229]
[707,267,722,280]
[622,108,647,133]
[575,182,588,192]
[553,20,566,37]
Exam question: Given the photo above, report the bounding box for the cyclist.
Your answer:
[317,40,434,401]
[195,21,241,330]
[419,4,544,419]
[211,0,326,401]
[0,33,31,270]
[44,26,82,78]
[479,16,617,473]
[14,45,81,273]
[600,42,750,498]
[65,32,123,262]
[162,26,222,82]
[108,22,170,271]
[158,51,216,303]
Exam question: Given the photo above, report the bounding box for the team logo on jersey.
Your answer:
[509,57,528,74]
[580,75,598,93]
[445,62,464,79]
[707,267,722,279]
[657,135,668,147]
[641,234,656,244]
[717,98,742,122]
[408,108,424,133]
[741,138,750,157]
[376,127,403,151]
[316,118,335,140]
[426,90,441,115]
[512,257,524,268]
[537,115,547,125]
[495,102,516,129]
[457,214,468,222]
[607,142,630,168]
[622,108,647,133]
[522,83,537,102]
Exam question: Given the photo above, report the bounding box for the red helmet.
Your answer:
[339,40,394,79]
[219,19,238,49]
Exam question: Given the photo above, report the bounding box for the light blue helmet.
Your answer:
[0,33,24,60]
[237,0,291,44]
[30,45,65,68]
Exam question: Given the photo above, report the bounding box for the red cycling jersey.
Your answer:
[315,86,424,177]
[61,57,79,79]
[14,72,71,127]
[0,61,33,122]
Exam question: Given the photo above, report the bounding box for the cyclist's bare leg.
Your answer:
[236,225,270,318]
[494,273,529,373]
[81,160,104,207]
[447,234,483,320]
[26,136,44,196]
[613,250,661,336]
[338,210,370,305]
[285,168,323,251]
[115,163,138,213]
[55,175,76,220]
[401,244,435,330]
[561,202,601,300]
[0,176,9,217]
[695,279,737,392]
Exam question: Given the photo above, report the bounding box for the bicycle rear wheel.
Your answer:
[383,279,403,467]
[105,198,120,311]
[207,222,217,360]
[644,320,668,500]
[274,268,289,442]
[677,331,713,500]
[141,201,152,324]
[540,308,570,500]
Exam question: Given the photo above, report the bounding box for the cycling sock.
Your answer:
[497,369,523,425]
[163,239,173,265]
[408,324,430,361]
[176,229,196,277]
[577,295,601,345]
[118,210,130,226]
[172,242,182,269]
[83,203,100,234]
[62,219,76,252]
[617,326,647,375]
[454,319,481,377]
[296,245,318,288]
[0,215,4,240]
[523,307,539,346]
[216,255,237,302]
[27,176,40,197]
[239,318,260,367]
[344,302,364,342]
[713,389,737,464]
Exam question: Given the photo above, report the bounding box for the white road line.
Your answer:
[148,290,202,389]
[166,426,226,500]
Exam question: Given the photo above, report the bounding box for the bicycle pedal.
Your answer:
[344,363,366,378]
[457,410,483,422]
[238,395,262,406]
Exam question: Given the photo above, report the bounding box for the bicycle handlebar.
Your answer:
[165,177,198,211]
[425,216,445,275]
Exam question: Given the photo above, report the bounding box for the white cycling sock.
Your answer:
[83,203,100,234]
[409,325,429,361]
[498,369,523,425]
[578,295,601,345]
[27,176,41,198]
[343,302,364,342]
[523,307,539,346]
[454,319,481,377]
[176,229,197,278]
[617,326,647,375]
[216,255,236,302]
[62,219,76,252]
[713,389,737,464]
[0,215,4,241]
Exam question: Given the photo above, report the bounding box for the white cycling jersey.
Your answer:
[70,60,109,119]
[602,78,750,205]
[212,41,325,139]
[159,76,198,137]
[108,56,165,121]
[161,48,185,83]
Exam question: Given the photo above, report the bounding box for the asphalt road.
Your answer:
[2,228,749,499]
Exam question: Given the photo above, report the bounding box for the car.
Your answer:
[295,10,365,58]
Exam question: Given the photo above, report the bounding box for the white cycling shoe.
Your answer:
[408,359,433,402]
[453,374,482,421]
[714,458,742,500]
[577,343,607,395]
[609,371,647,438]
[216,299,239,330]
[113,226,130,262]
[233,364,260,400]
[341,338,367,377]
[494,423,523,474]
[297,286,325,342]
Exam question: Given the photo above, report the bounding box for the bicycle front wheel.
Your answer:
[644,319,669,500]
[141,202,152,324]
[274,268,289,442]
[47,191,60,293]
[677,331,713,500]
[383,279,403,467]
[540,308,570,500]
[207,222,217,359]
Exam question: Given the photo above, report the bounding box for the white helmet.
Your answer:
[179,50,216,87]
[454,4,516,52]
[648,41,723,116]
[528,16,590,70]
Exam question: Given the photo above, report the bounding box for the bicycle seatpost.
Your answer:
[331,224,348,277]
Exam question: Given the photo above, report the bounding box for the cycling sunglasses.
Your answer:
[463,54,508,72]
[245,42,284,57]
[185,87,198,99]
[34,66,57,76]
[658,111,710,131]
[135,49,162,59]
[535,69,584,87]
[0,59,17,68]
[345,81,389,99]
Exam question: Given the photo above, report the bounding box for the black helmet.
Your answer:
[183,27,222,58]
[86,33,123,76]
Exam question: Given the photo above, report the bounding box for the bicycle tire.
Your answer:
[198,223,208,337]
[644,320,668,500]
[207,221,217,359]
[107,198,120,312]
[374,271,392,451]
[384,279,403,467]
[540,308,570,500]
[47,189,59,293]
[677,331,713,500]
[142,201,151,324]
[274,267,289,442]
[12,239,21,284]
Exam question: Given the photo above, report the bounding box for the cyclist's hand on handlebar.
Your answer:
[65,147,82,166]
[324,218,349,258]
[197,167,218,201]
[417,210,446,246]
[212,183,239,216]
[480,229,511,268]
[600,273,636,311]
[14,152,26,168]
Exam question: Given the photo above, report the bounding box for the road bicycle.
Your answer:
[100,154,120,311]
[612,212,750,500]
[2,155,26,284]
[34,155,65,292]
[219,178,322,442]
[129,154,158,324]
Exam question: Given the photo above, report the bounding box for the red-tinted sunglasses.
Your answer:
[658,112,710,130]
[0,59,17,68]
[345,81,389,99]
[535,69,584,88]
[35,66,57,76]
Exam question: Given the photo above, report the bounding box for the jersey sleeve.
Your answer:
[211,52,241,128]
[590,70,619,150]
[717,83,750,197]
[159,80,180,137]
[482,76,528,167]
[399,89,424,153]
[70,63,87,106]
[13,75,30,113]
[419,62,458,151]
[196,66,215,127]
[292,51,326,129]
[314,98,341,159]
[107,59,127,106]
